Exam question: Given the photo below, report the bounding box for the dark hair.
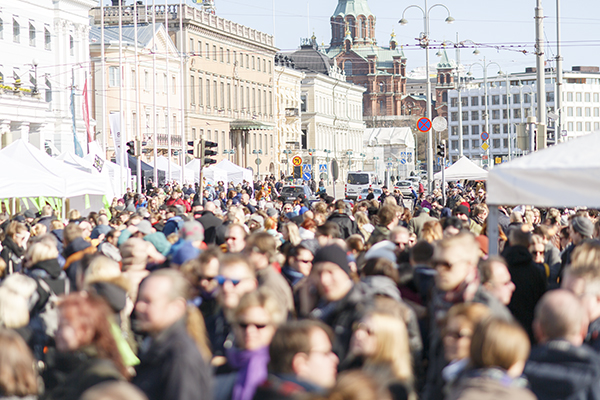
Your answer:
[378,205,398,227]
[268,320,333,374]
[361,257,399,284]
[409,240,434,265]
[442,216,463,231]
[167,205,179,215]
[317,222,341,239]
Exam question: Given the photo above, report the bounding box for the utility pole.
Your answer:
[535,0,547,149]
[555,0,563,143]
[456,33,463,158]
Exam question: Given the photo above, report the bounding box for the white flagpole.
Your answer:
[100,0,107,155]
[179,0,185,183]
[165,0,172,184]
[118,0,126,192]
[152,0,158,183]
[134,0,142,194]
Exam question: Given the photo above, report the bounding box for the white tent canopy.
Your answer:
[212,159,253,185]
[0,155,67,198]
[0,140,113,198]
[156,156,182,182]
[83,141,127,198]
[433,156,488,181]
[488,132,600,208]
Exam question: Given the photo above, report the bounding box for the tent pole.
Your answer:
[62,197,66,221]
[11,198,15,216]
[488,205,499,256]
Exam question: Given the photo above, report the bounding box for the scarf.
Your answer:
[431,273,481,328]
[227,346,270,400]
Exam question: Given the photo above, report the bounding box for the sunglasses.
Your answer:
[216,276,243,286]
[238,322,269,330]
[531,251,545,255]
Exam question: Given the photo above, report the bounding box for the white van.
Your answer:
[345,171,379,200]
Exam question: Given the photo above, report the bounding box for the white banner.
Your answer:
[109,112,123,166]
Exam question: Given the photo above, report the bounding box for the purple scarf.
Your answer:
[226,346,270,400]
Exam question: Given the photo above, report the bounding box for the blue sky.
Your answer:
[207,0,600,78]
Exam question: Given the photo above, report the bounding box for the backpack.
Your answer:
[29,273,70,339]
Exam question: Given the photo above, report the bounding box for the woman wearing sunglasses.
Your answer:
[214,287,285,400]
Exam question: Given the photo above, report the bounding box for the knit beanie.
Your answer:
[572,216,593,238]
[313,244,351,276]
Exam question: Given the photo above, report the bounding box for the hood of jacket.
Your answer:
[502,245,533,268]
[361,275,401,302]
[2,236,24,258]
[29,258,62,279]
[88,281,128,313]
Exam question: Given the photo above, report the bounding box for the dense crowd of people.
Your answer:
[0,176,600,400]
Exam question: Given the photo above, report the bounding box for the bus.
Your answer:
[345,171,379,200]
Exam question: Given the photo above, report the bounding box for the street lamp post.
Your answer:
[223,149,235,162]
[282,149,292,177]
[32,59,39,95]
[346,151,353,174]
[252,149,263,179]
[308,148,316,182]
[373,156,380,178]
[469,53,502,169]
[399,0,454,194]
[359,153,366,170]
[324,149,331,185]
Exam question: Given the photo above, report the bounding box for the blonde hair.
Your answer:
[0,287,29,328]
[234,287,286,327]
[0,329,39,396]
[470,317,530,370]
[30,224,47,237]
[421,221,443,243]
[436,232,480,266]
[85,256,122,287]
[283,222,301,246]
[1,274,37,299]
[69,209,82,221]
[26,238,59,266]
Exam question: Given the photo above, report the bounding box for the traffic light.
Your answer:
[437,143,446,158]
[201,140,218,165]
[126,141,135,156]
[187,140,200,157]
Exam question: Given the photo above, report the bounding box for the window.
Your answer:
[513,93,520,104]
[172,76,176,94]
[567,107,573,116]
[503,138,508,147]
[586,122,591,131]
[586,107,591,117]
[219,47,223,62]
[568,122,573,131]
[463,139,469,150]
[212,45,217,60]
[595,122,600,131]
[226,49,230,64]
[472,125,480,135]
[246,54,249,68]
[471,96,479,106]
[492,95,500,105]
[451,126,458,136]
[190,76,195,104]
[29,23,35,46]
[547,91,554,103]
[576,92,582,102]
[524,93,531,104]
[451,140,458,150]
[257,57,260,71]
[585,92,591,102]
[189,38,194,53]
[240,53,244,67]
[451,98,458,107]
[513,109,521,119]
[108,66,120,87]
[301,94,307,112]
[163,73,167,93]
[503,109,508,119]
[13,19,19,43]
[198,41,202,56]
[144,70,149,90]
[220,82,224,109]
[481,96,486,106]
[344,60,353,75]
[268,60,271,74]
[233,51,237,65]
[0,18,3,40]
[595,108,599,117]
[206,79,210,107]
[69,35,74,56]
[471,139,480,148]
[492,124,500,134]
[462,111,469,121]
[567,92,573,101]
[130,69,136,88]
[451,112,458,122]
[227,83,231,109]
[461,97,468,107]
[492,110,500,120]
[576,122,583,131]
[213,80,218,109]
[502,94,507,105]
[44,28,50,50]
[493,139,501,149]
[576,107,582,117]
[503,124,508,133]
[198,79,203,106]
[471,111,479,120]
[595,93,599,102]
[252,56,255,70]
[45,78,52,102]
[263,59,267,73]
[462,126,469,136]
[205,42,209,58]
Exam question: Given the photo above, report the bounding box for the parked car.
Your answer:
[356,187,382,201]
[394,180,416,197]
[280,185,314,202]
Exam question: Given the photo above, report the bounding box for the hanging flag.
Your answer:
[71,75,84,157]
[82,79,93,148]
[110,112,123,166]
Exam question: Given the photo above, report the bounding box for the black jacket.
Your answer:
[326,212,358,239]
[502,245,547,342]
[27,258,69,297]
[0,236,24,275]
[310,282,373,361]
[524,340,600,400]
[196,211,223,245]
[133,320,212,400]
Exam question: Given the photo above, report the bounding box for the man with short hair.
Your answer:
[171,221,205,267]
[37,205,55,231]
[408,205,436,240]
[561,215,594,274]
[224,223,248,254]
[367,205,400,246]
[133,269,212,400]
[480,256,516,306]
[524,290,600,400]
[162,206,184,237]
[196,202,222,245]
[326,200,358,239]
[254,321,338,399]
[310,244,372,360]
[240,193,256,214]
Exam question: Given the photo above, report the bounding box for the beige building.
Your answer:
[92,5,278,180]
[89,23,182,169]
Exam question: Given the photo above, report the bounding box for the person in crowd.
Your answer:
[171,221,205,268]
[1,221,29,275]
[254,320,338,399]
[162,206,185,237]
[181,248,221,319]
[367,205,401,246]
[44,293,128,400]
[281,244,314,288]
[196,202,223,245]
[0,328,41,400]
[561,215,594,275]
[502,228,547,342]
[310,244,373,361]
[80,382,149,400]
[479,256,516,306]
[133,269,212,400]
[326,200,358,239]
[524,289,600,400]
[215,288,286,400]
[447,317,534,400]
[225,224,248,254]
[408,206,437,240]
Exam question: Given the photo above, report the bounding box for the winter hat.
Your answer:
[249,214,264,227]
[135,220,153,236]
[266,208,278,218]
[143,232,172,256]
[455,205,470,216]
[313,244,351,276]
[24,209,37,219]
[364,240,398,266]
[572,216,594,238]
[180,220,205,242]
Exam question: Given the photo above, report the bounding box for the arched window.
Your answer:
[360,16,367,38]
[344,60,353,75]
[442,91,448,102]
[379,99,386,115]
[439,74,445,84]
[379,81,386,93]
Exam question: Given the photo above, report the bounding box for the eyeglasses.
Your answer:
[531,251,545,256]
[444,329,472,340]
[216,275,243,286]
[238,322,270,330]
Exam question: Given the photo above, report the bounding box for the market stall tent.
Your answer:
[488,132,600,208]
[433,156,488,181]
[212,159,253,185]
[0,155,66,198]
[156,156,182,182]
[185,159,228,184]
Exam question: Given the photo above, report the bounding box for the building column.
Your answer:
[0,120,11,148]
[19,122,31,143]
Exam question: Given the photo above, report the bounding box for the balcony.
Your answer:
[145,134,182,148]
[285,107,300,121]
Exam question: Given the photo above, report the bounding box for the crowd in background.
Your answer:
[0,176,600,400]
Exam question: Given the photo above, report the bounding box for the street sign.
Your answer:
[255,158,262,165]
[481,131,489,141]
[319,164,327,173]
[432,116,448,132]
[387,162,393,167]
[400,159,407,165]
[417,117,432,132]
[303,164,312,172]
[292,155,302,166]
[302,171,311,181]
[495,157,502,164]
[482,155,489,160]
[481,142,490,151]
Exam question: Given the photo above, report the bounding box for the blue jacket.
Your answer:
[162,216,184,237]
